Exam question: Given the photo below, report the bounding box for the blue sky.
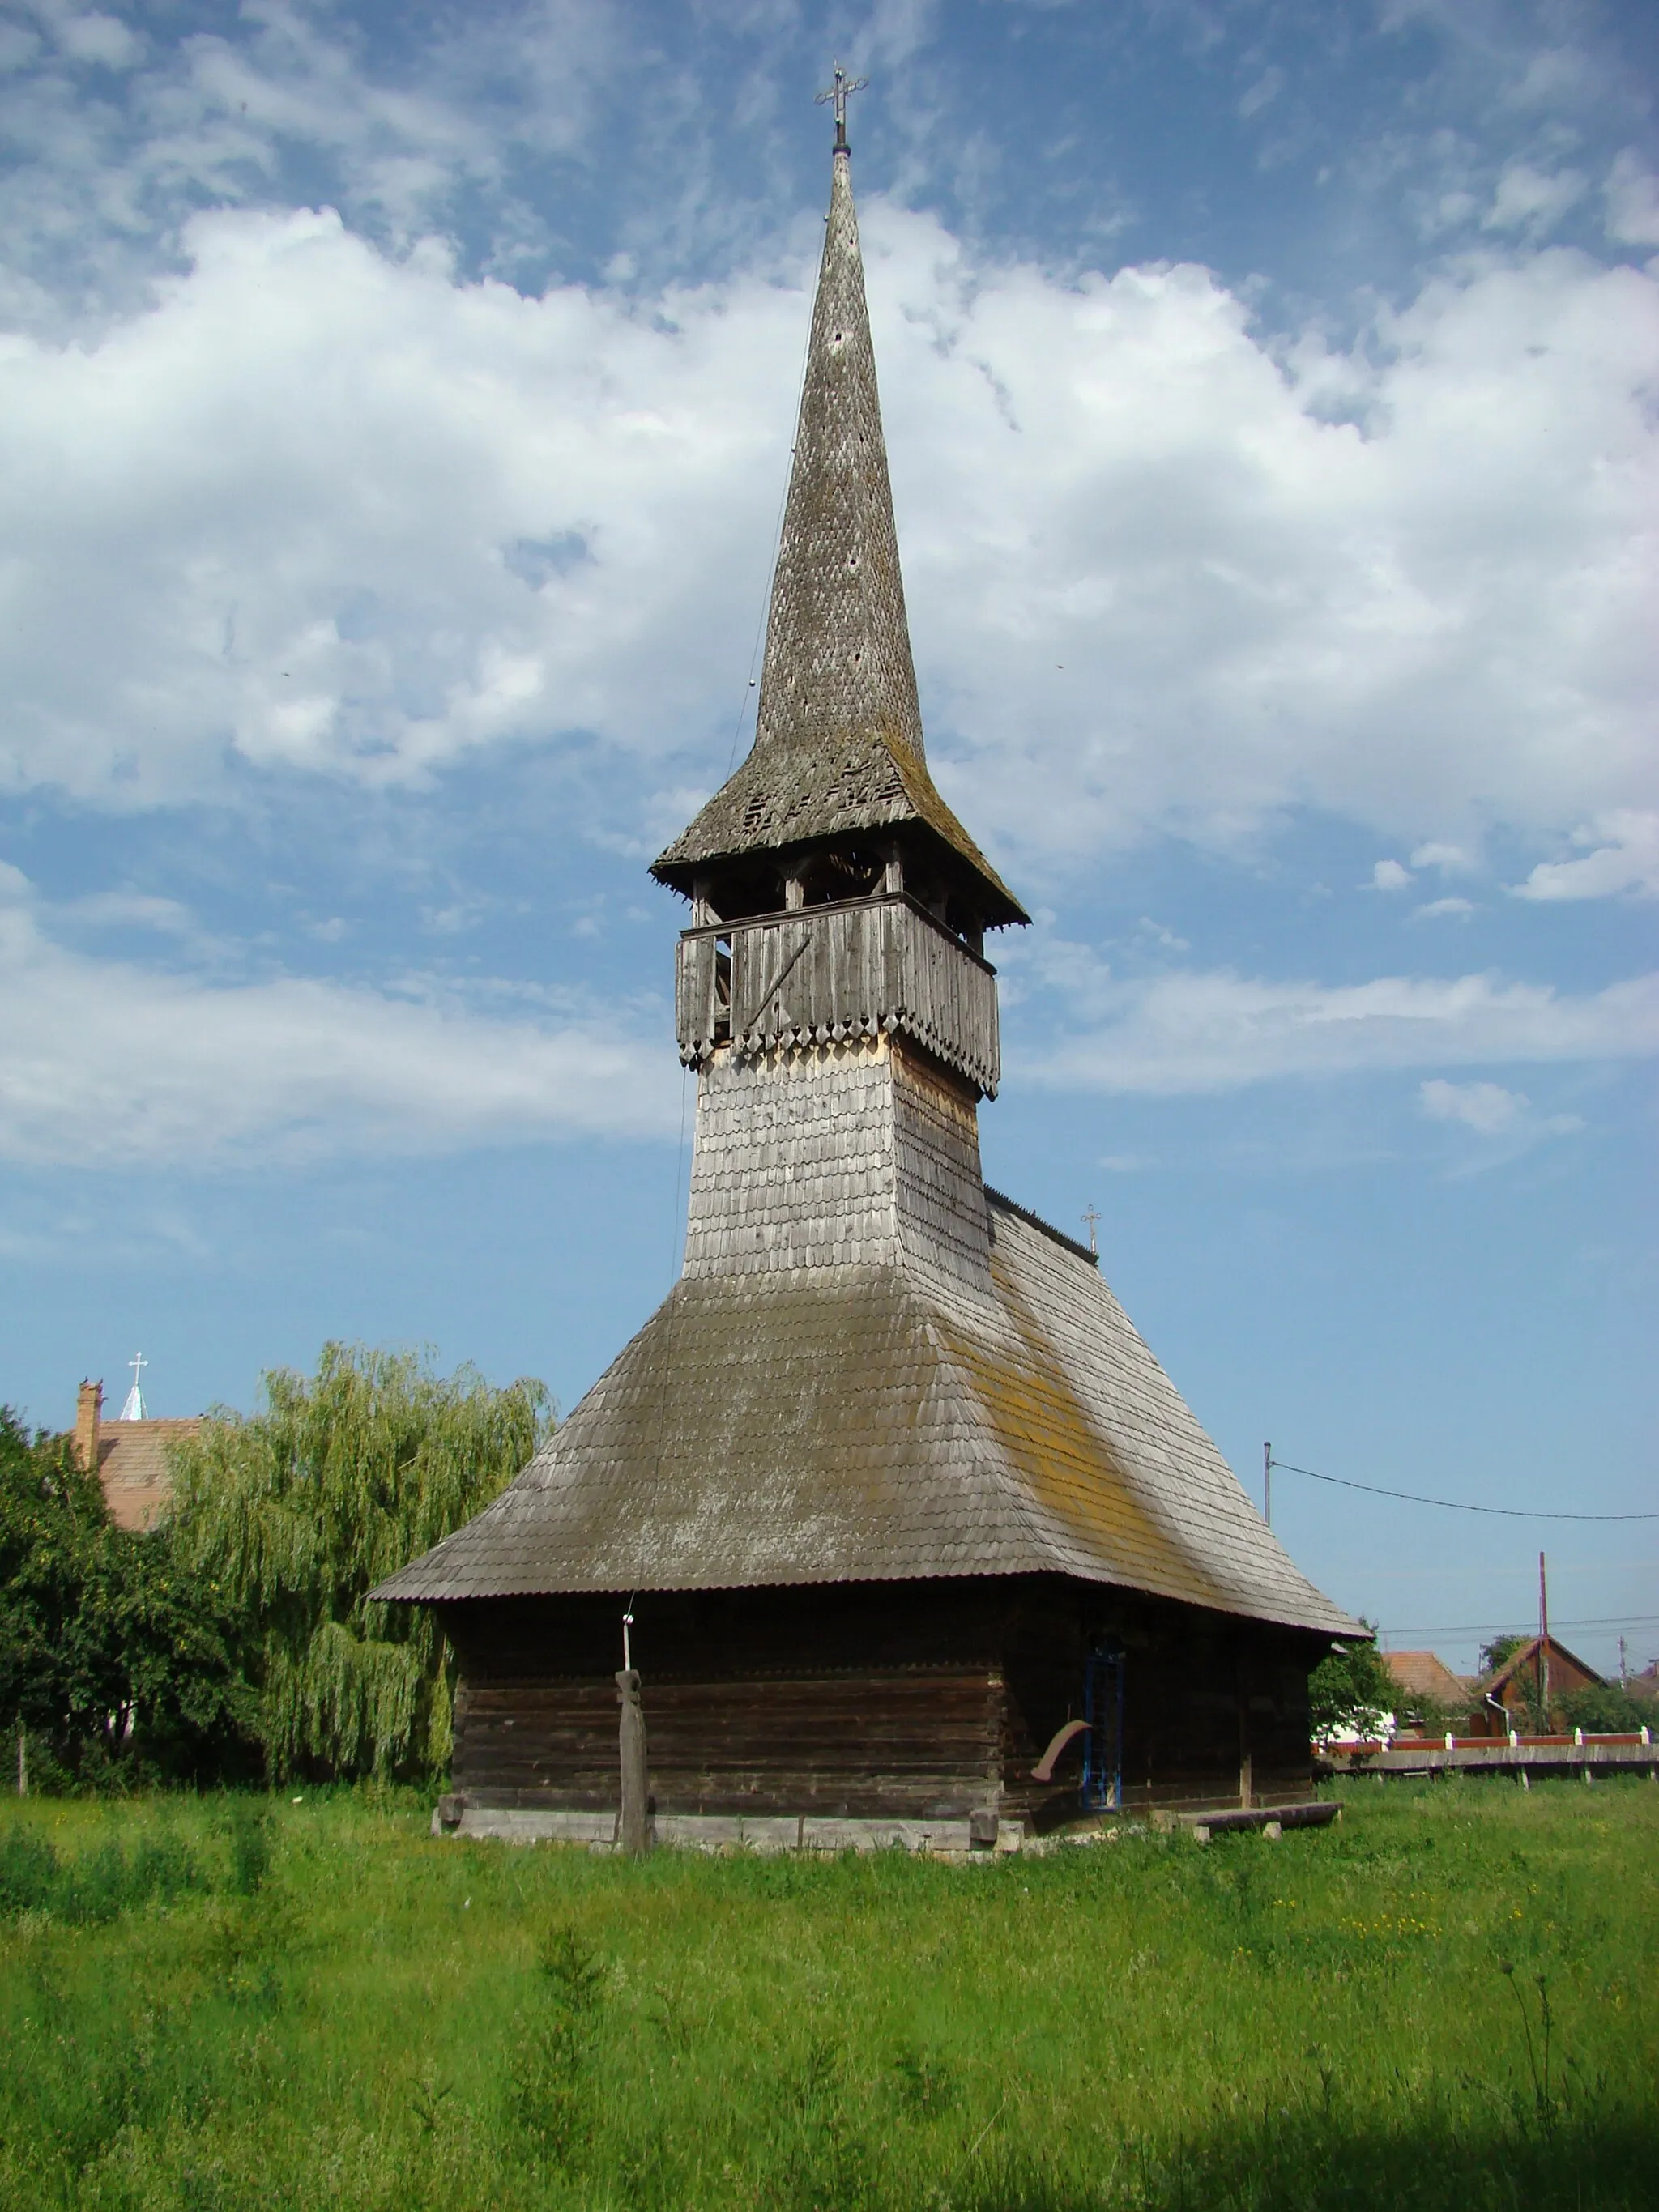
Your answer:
[1,0,1654,1677]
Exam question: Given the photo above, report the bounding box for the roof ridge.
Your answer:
[1482,1630,1602,1691]
[985,1186,1098,1266]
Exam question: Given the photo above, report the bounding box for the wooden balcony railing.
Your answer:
[676,892,1000,1097]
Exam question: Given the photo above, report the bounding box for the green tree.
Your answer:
[1560,1682,1648,1733]
[1479,1634,1527,1676]
[0,1409,253,1783]
[1307,1626,1397,1743]
[170,1344,552,1779]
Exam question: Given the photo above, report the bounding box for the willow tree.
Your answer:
[169,1345,552,1779]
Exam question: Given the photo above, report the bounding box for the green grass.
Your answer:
[0,1780,1654,2210]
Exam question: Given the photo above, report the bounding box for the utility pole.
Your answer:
[1538,1551,1550,1724]
[1263,1443,1272,1529]
[1619,1635,1628,1687]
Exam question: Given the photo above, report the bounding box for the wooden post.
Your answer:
[616,1669,650,1856]
[1237,1660,1252,1810]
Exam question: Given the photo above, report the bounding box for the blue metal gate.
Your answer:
[1081,1643,1125,1812]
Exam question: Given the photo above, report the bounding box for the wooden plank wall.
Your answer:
[455,1668,1004,1818]
[996,1584,1322,1824]
[441,1577,1323,1823]
[676,893,1000,1097]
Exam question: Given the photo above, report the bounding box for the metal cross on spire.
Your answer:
[815,61,868,151]
[120,1351,148,1422]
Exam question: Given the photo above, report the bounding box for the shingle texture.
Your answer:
[651,149,1026,927]
[376,1042,1357,1638]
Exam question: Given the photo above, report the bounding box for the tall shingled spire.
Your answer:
[654,119,1027,928]
[754,130,924,769]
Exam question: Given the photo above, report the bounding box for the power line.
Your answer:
[1269,1457,1657,1523]
[1381,1612,1659,1639]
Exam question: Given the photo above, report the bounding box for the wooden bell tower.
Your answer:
[650,121,1027,1297]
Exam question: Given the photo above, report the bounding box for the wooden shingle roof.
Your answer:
[651,147,1026,928]
[374,1192,1358,1637]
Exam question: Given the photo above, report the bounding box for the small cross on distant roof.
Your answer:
[120,1350,148,1421]
[816,61,868,150]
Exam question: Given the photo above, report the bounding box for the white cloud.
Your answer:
[0,2,557,326]
[1238,68,1284,121]
[0,867,677,1167]
[1030,964,1659,1095]
[1483,161,1586,235]
[0,194,1653,880]
[1605,151,1659,249]
[53,13,139,70]
[911,238,1659,869]
[1410,841,1474,872]
[1512,810,1659,901]
[1371,859,1413,890]
[1412,897,1473,919]
[0,205,803,803]
[1419,1076,1584,1146]
[1419,1078,1525,1133]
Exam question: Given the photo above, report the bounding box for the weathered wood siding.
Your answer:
[442,1577,1322,1824]
[998,1583,1319,1823]
[676,893,1000,1097]
[449,1584,1003,1817]
[455,1670,1004,1818]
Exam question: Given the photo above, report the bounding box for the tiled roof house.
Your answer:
[74,1379,199,1533]
[1382,1651,1474,1718]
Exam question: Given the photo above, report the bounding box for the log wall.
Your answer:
[442,1578,1324,1826]
[455,1670,1003,1819]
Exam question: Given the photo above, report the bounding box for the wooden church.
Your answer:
[375,92,1360,1848]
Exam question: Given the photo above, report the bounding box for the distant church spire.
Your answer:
[654,91,1027,930]
[119,1352,147,1422]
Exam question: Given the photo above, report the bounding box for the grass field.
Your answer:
[0,1780,1654,2210]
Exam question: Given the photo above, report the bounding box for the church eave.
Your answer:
[650,745,1029,928]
